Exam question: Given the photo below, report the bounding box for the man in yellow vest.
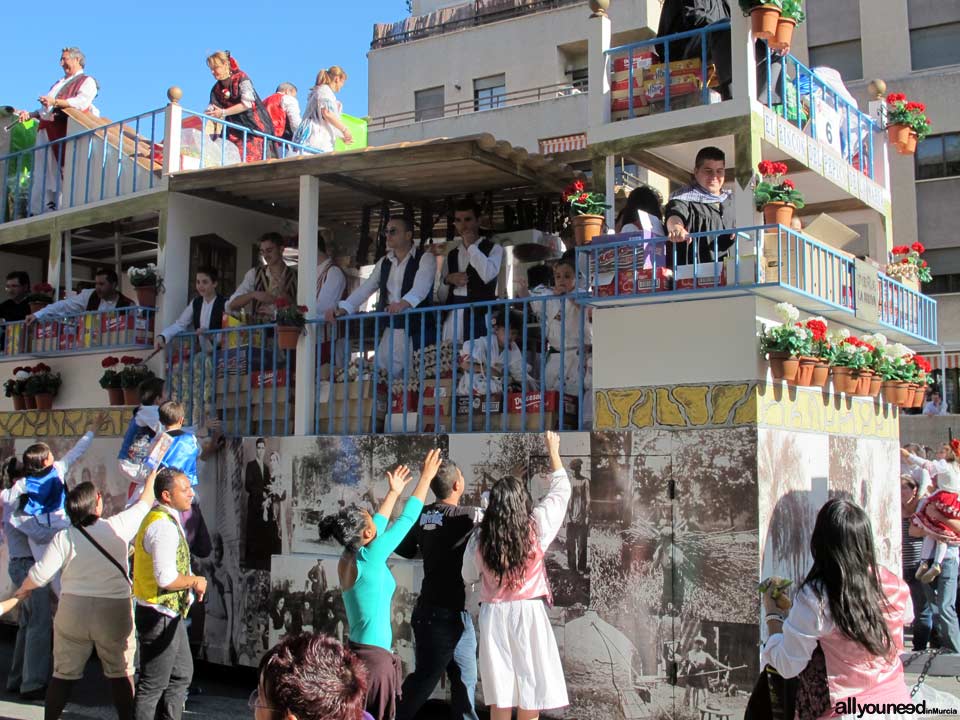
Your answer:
[132,469,207,720]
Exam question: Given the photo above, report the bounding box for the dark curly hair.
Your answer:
[259,632,367,720]
[317,507,370,553]
[479,476,536,589]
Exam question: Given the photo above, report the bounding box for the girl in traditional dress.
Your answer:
[205,51,275,162]
[294,66,354,153]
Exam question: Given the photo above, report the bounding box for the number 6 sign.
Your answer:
[814,99,842,154]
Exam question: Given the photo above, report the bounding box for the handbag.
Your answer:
[74,524,132,587]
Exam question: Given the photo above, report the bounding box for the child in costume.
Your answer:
[457,309,534,397]
[909,445,960,583]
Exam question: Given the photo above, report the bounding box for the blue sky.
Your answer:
[0,0,409,122]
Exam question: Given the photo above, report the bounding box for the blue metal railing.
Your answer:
[179,110,321,165]
[0,108,166,223]
[606,21,730,120]
[1,306,155,357]
[164,323,294,437]
[576,225,937,344]
[314,294,590,435]
[764,44,877,179]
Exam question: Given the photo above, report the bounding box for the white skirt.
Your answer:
[478,599,569,711]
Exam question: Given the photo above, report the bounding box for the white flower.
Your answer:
[827,328,850,344]
[886,343,911,359]
[862,332,888,348]
[808,316,827,326]
[775,302,799,323]
[14,370,30,380]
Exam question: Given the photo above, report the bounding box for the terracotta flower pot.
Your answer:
[795,357,817,387]
[897,132,918,155]
[277,325,301,351]
[12,394,26,411]
[831,366,858,395]
[750,4,781,39]
[881,380,908,406]
[572,214,605,246]
[135,285,157,308]
[763,202,795,227]
[107,387,125,406]
[34,393,54,410]
[772,17,796,49]
[912,385,927,409]
[854,370,873,397]
[902,384,917,408]
[28,301,49,314]
[869,375,882,398]
[23,394,37,410]
[887,124,912,149]
[811,361,830,388]
[768,351,800,381]
[123,387,140,405]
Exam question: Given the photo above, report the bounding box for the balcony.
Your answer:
[1,307,155,358]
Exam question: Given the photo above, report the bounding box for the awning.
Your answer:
[920,352,960,370]
[539,133,587,156]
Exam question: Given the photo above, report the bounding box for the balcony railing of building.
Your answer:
[371,0,583,49]
[574,225,938,344]
[1,307,156,357]
[0,105,319,224]
[367,81,588,131]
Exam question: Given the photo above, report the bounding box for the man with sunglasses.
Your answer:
[326,215,436,375]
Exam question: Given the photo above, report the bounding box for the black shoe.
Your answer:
[20,686,46,701]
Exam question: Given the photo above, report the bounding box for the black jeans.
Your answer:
[133,605,193,720]
[396,605,479,720]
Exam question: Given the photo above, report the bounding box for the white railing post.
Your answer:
[587,8,611,132]
[162,87,183,177]
[295,174,320,435]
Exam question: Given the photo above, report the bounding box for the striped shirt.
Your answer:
[902,516,924,577]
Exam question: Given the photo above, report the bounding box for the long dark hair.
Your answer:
[2,457,25,490]
[801,498,893,657]
[479,476,536,589]
[317,507,369,553]
[616,185,663,229]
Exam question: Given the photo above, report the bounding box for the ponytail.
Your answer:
[315,66,347,88]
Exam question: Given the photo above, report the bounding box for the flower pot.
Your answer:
[34,393,54,410]
[912,385,927,409]
[897,132,918,156]
[881,380,908,406]
[768,351,800,382]
[122,387,140,405]
[831,366,858,395]
[28,301,49,314]
[23,394,37,410]
[902,384,917,408]
[795,357,817,387]
[135,285,157,307]
[12,394,26,411]
[854,370,873,397]
[277,325,301,351]
[572,214,605,246]
[869,375,882,398]
[763,202,795,227]
[887,124,912,150]
[811,362,830,388]
[750,4,781,39]
[107,387,125,406]
[771,17,796,49]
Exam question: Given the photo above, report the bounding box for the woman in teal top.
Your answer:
[318,448,442,720]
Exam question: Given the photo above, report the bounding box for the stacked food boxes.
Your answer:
[610,54,718,120]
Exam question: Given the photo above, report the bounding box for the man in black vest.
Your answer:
[326,214,436,376]
[26,267,132,325]
[438,200,503,345]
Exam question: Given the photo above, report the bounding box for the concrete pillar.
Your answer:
[162,90,183,176]
[47,232,62,291]
[587,13,612,132]
[295,174,320,435]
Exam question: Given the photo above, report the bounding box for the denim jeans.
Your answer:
[6,556,51,693]
[396,605,479,720]
[922,554,960,653]
[906,575,934,650]
[133,605,193,720]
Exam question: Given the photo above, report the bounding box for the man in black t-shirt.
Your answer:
[394,459,483,720]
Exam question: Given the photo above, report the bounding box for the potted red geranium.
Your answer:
[119,355,154,405]
[755,161,805,226]
[26,282,55,314]
[563,179,610,246]
[4,367,32,411]
[886,94,931,155]
[274,298,308,351]
[100,356,124,405]
[23,363,61,410]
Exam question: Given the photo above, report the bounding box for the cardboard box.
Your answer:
[611,76,643,94]
[332,381,387,401]
[252,369,291,387]
[674,263,725,289]
[641,72,703,104]
[597,267,671,297]
[506,391,579,430]
[611,51,656,75]
[643,58,705,83]
[390,389,419,414]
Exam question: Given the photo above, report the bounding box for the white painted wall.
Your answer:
[0,251,45,286]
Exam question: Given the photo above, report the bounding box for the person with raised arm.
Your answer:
[317,448,443,720]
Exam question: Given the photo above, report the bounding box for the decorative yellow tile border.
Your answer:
[0,408,133,438]
[596,382,899,440]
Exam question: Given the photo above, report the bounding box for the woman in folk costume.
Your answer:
[205,51,275,162]
[294,66,354,153]
[462,431,571,719]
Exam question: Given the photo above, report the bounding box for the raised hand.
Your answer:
[544,430,560,456]
[387,464,412,495]
[420,448,442,484]
[88,411,112,434]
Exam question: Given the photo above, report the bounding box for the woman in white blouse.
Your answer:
[294,66,354,153]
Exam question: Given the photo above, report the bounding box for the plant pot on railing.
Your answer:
[277,326,301,351]
[886,123,912,150]
[571,214,605,246]
[23,394,37,410]
[902,384,917,408]
[854,370,873,397]
[107,387,125,406]
[28,301,49,314]
[831,367,859,395]
[767,351,800,382]
[795,356,817,386]
[869,375,882,397]
[763,202,796,226]
[34,393,54,410]
[898,132,919,156]
[912,384,927,409]
[122,387,140,405]
[772,18,796,49]
[135,285,158,308]
[11,395,26,411]
[812,361,830,388]
[881,380,909,407]
[750,4,781,39]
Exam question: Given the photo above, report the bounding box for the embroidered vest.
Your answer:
[375,249,436,351]
[23,465,65,516]
[191,295,226,332]
[253,264,298,318]
[85,290,133,313]
[134,507,191,617]
[263,93,291,139]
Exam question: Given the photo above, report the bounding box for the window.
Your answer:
[414,86,444,121]
[808,40,863,81]
[474,74,506,111]
[567,68,589,91]
[916,134,960,180]
[925,274,960,294]
[910,22,960,70]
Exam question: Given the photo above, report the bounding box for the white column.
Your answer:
[47,232,62,292]
[587,13,612,132]
[63,230,73,291]
[603,154,616,229]
[295,174,320,435]
[156,205,186,342]
[162,91,183,176]
[729,8,756,109]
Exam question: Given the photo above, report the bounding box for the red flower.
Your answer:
[274,297,291,309]
[922,260,929,268]
[906,102,926,113]
[805,319,827,342]
[886,92,907,104]
[578,192,590,202]
[914,356,932,373]
[32,282,54,293]
[901,258,910,264]
[573,179,585,192]
[121,355,141,365]
[297,305,309,313]
[101,356,120,368]
[952,439,960,455]
[862,343,875,353]
[911,241,925,254]
[774,162,789,175]
[757,160,775,175]
[782,179,795,189]
[891,245,909,255]
[32,363,51,373]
